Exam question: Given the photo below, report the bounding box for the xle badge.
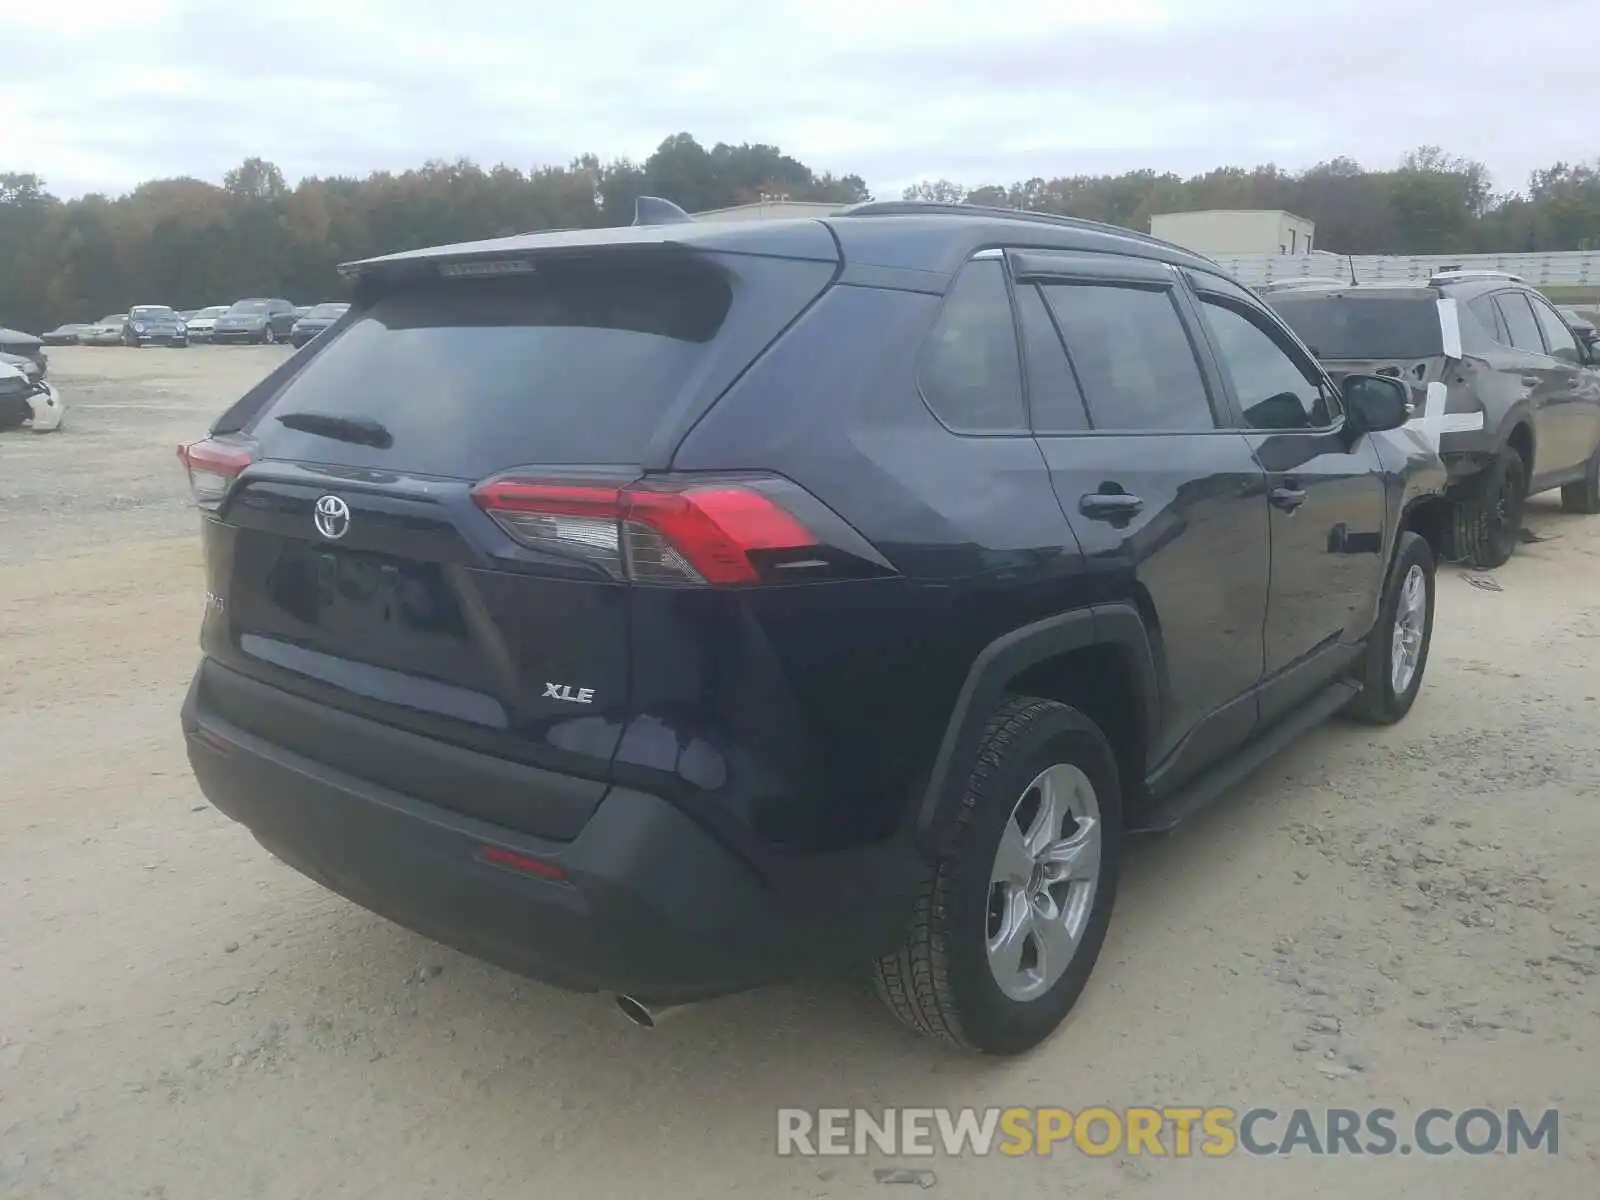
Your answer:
[543,682,595,704]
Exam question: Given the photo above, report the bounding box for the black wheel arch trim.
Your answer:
[912,603,1161,856]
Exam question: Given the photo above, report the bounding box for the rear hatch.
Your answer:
[185,239,838,839]
[1267,289,1460,413]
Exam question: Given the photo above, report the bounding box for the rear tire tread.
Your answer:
[871,697,1066,1050]
[1453,449,1526,569]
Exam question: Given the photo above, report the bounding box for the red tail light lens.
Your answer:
[177,439,253,510]
[472,478,817,585]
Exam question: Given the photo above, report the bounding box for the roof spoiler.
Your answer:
[633,196,694,226]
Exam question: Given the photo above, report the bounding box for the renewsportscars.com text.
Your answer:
[776,1106,1560,1158]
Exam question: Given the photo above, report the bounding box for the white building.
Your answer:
[1149,210,1317,257]
[691,200,844,222]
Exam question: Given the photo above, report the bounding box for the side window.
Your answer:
[1495,292,1544,354]
[918,260,1027,434]
[1040,282,1214,431]
[1014,282,1088,432]
[1197,297,1339,430]
[1466,295,1509,346]
[1528,294,1581,363]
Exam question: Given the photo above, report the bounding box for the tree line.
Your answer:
[2,134,1597,334]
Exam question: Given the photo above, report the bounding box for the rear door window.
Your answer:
[917,259,1027,434]
[1528,294,1581,363]
[1494,292,1545,354]
[1040,282,1214,431]
[1013,283,1088,432]
[250,263,736,476]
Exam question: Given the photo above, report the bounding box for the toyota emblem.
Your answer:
[314,494,351,540]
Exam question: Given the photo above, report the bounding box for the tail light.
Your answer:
[177,438,253,510]
[472,477,819,586]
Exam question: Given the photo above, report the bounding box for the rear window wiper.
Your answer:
[275,411,393,449]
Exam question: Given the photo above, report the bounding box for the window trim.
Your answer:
[1187,286,1346,435]
[1524,290,1582,362]
[1492,290,1546,356]
[913,254,1031,438]
[1013,279,1091,435]
[1026,268,1228,436]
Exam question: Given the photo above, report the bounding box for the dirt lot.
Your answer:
[2,347,1598,1199]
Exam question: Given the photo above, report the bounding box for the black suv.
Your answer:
[1266,272,1600,567]
[179,201,1447,1054]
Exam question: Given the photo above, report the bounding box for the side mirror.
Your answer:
[1342,374,1410,437]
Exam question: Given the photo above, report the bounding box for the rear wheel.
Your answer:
[1454,447,1527,568]
[1346,531,1435,724]
[1560,444,1600,514]
[873,697,1121,1054]
[262,325,277,345]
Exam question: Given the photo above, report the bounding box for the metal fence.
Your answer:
[1212,250,1600,291]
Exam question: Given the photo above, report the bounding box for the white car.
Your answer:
[0,356,64,432]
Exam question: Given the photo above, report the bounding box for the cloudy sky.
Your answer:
[6,0,1592,201]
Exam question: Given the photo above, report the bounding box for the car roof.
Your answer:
[339,200,1222,282]
[1267,283,1442,302]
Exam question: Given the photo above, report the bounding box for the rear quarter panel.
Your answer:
[661,283,1089,859]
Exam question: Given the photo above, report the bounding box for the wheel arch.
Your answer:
[1399,492,1454,565]
[1504,418,1535,474]
[912,604,1161,856]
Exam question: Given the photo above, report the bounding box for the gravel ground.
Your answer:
[1,347,1597,1199]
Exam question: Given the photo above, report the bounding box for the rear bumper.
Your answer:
[181,665,891,1001]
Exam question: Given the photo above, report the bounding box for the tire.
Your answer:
[873,697,1122,1055]
[1453,447,1527,569]
[1345,531,1436,725]
[1560,444,1600,514]
[262,326,277,345]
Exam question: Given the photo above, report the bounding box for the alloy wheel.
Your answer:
[985,763,1102,1002]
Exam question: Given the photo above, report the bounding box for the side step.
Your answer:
[1129,680,1359,834]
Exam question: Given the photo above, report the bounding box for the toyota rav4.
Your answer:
[179,200,1448,1054]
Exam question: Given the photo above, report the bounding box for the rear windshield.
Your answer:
[307,303,348,318]
[231,300,271,313]
[1268,296,1445,360]
[252,262,734,476]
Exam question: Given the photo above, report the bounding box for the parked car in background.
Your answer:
[123,305,190,348]
[178,198,1447,1054]
[81,315,128,346]
[289,302,349,346]
[0,324,47,373]
[1,350,45,384]
[0,354,64,432]
[43,323,93,346]
[1267,271,1600,568]
[212,298,298,344]
[185,306,230,343]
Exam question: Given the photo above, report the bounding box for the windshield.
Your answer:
[130,306,173,318]
[196,306,228,318]
[1268,295,1446,360]
[307,303,348,318]
[100,315,124,325]
[252,265,733,477]
[230,300,271,314]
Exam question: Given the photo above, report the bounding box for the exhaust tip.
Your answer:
[616,994,659,1029]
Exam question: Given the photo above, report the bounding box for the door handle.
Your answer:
[1270,485,1308,512]
[1079,491,1144,519]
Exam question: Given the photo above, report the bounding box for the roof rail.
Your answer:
[1255,277,1351,294]
[1427,268,1526,286]
[633,196,694,226]
[835,200,1183,252]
